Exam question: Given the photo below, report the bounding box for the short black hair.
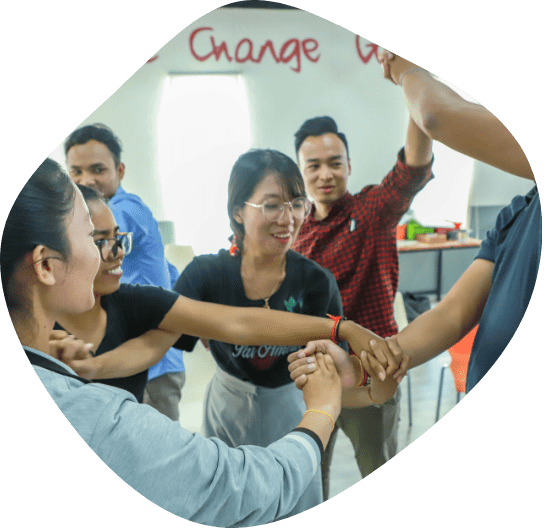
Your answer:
[294,116,349,157]
[64,123,123,167]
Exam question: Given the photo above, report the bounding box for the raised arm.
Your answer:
[404,115,433,168]
[378,50,533,180]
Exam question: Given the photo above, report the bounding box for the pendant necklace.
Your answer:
[243,262,286,310]
[261,282,279,309]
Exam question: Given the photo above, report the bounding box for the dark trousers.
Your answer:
[322,386,401,500]
[143,371,186,422]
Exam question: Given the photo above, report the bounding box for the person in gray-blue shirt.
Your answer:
[25,345,329,526]
[1,158,349,526]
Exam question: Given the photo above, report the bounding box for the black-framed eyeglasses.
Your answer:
[244,197,312,222]
[94,232,133,262]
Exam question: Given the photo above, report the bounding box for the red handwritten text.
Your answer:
[189,27,320,73]
[355,37,380,64]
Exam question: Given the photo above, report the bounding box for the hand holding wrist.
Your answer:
[73,354,102,380]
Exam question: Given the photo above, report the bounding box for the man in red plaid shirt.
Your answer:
[292,115,434,499]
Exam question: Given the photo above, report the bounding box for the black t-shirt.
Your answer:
[173,249,343,388]
[55,283,180,402]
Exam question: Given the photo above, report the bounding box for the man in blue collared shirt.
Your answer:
[64,123,186,421]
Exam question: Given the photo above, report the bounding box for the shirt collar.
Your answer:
[23,345,76,374]
[306,192,354,223]
[109,185,126,202]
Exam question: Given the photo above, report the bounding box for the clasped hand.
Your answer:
[288,337,407,405]
[49,330,97,379]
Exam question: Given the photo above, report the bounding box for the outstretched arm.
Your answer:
[394,258,494,368]
[300,257,495,379]
[158,295,405,378]
[378,50,533,180]
[54,298,406,381]
[52,328,182,380]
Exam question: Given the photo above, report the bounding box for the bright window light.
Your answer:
[157,74,252,255]
[407,76,478,230]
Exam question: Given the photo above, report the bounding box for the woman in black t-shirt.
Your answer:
[172,149,344,518]
[53,184,183,402]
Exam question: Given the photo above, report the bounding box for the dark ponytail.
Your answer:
[1,158,76,315]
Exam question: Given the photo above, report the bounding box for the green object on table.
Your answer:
[406,220,434,240]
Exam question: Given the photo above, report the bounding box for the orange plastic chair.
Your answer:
[435,325,478,422]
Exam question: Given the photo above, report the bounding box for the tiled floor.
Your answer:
[178,339,460,500]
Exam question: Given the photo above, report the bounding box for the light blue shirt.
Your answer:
[109,186,184,378]
[28,348,321,526]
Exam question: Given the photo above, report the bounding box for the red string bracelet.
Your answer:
[350,354,369,387]
[327,314,346,344]
[355,354,370,387]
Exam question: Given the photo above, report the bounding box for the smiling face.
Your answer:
[66,139,124,200]
[88,199,125,296]
[298,132,351,208]
[234,172,305,257]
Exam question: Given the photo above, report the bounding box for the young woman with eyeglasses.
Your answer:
[170,149,358,517]
[52,184,167,401]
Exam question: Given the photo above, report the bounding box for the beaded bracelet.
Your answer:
[304,409,335,429]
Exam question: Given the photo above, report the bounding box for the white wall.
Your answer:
[50,6,534,232]
[470,161,535,206]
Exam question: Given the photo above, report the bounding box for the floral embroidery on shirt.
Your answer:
[284,294,304,313]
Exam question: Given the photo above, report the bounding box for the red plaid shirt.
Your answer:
[293,148,434,339]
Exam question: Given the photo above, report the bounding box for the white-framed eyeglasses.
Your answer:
[244,197,312,222]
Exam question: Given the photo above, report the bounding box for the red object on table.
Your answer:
[396,224,407,240]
